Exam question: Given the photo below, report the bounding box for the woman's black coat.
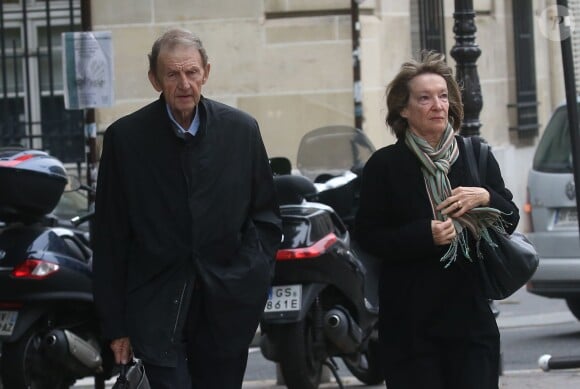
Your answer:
[355,136,519,362]
[93,95,282,366]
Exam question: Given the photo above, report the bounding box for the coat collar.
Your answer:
[157,94,208,141]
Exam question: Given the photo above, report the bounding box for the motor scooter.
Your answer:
[0,147,111,388]
[259,126,384,389]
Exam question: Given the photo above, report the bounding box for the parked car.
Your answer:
[526,102,580,319]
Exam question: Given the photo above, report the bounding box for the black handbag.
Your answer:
[463,137,539,300]
[112,358,151,389]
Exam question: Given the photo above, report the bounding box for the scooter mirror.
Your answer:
[65,175,82,192]
[270,157,292,176]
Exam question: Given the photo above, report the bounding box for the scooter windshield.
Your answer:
[296,126,375,182]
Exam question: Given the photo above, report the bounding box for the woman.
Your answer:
[354,51,519,389]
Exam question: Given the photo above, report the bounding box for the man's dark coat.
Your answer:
[93,95,282,366]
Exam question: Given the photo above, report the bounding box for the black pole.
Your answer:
[556,0,580,237]
[80,0,97,203]
[450,0,482,136]
[21,0,35,147]
[0,0,10,139]
[45,0,55,99]
[0,0,7,100]
[350,0,363,131]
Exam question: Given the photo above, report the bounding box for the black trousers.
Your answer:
[143,290,249,389]
[382,335,500,389]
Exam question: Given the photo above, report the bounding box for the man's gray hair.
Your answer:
[148,28,209,75]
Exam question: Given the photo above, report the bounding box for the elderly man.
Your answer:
[93,28,282,388]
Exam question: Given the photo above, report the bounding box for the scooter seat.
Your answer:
[274,175,317,205]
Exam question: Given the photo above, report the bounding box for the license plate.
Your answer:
[264,285,301,313]
[555,208,578,227]
[0,310,18,336]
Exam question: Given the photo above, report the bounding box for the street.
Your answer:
[498,289,580,372]
[72,287,580,388]
[241,287,580,387]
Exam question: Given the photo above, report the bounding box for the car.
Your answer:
[525,102,580,320]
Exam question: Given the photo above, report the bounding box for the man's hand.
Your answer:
[110,337,133,364]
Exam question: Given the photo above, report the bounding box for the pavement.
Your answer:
[239,370,580,387]
[74,357,580,389]
[74,369,580,388]
[73,300,580,388]
[496,310,577,329]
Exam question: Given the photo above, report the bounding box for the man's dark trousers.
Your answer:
[143,290,249,389]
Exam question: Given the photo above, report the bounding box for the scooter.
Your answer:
[0,147,111,389]
[259,126,383,389]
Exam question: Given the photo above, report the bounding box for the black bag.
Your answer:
[463,137,539,300]
[112,358,151,389]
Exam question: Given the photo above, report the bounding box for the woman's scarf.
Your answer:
[404,124,506,267]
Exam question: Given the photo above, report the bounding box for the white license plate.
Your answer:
[0,310,18,336]
[264,285,302,313]
[555,208,578,227]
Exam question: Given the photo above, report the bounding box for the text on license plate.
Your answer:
[0,310,18,336]
[555,208,578,227]
[264,285,302,312]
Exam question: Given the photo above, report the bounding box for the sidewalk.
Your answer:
[239,370,580,388]
[242,369,580,389]
[499,369,580,388]
[73,369,580,388]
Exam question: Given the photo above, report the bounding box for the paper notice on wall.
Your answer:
[62,31,114,110]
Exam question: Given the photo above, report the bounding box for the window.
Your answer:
[0,0,83,162]
[509,0,539,138]
[411,0,446,55]
[533,105,574,173]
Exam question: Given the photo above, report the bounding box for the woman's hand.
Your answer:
[431,218,456,246]
[437,186,490,217]
[110,337,133,364]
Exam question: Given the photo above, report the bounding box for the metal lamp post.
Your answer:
[450,0,483,137]
[351,0,363,131]
[80,0,97,203]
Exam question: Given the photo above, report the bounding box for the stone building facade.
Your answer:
[1,0,574,230]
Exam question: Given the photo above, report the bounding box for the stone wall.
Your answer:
[91,0,566,230]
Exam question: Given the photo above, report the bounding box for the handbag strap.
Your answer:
[478,140,489,185]
[462,136,489,186]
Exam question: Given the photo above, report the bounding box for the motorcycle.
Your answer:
[0,147,111,388]
[259,126,383,389]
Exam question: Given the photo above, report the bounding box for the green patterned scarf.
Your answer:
[405,124,505,267]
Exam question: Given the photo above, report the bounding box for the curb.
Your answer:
[497,311,576,329]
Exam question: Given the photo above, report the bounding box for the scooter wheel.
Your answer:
[278,317,325,389]
[1,325,72,389]
[343,339,384,385]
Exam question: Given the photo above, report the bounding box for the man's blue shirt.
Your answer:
[166,104,200,136]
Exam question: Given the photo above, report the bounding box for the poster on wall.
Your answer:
[62,31,114,110]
